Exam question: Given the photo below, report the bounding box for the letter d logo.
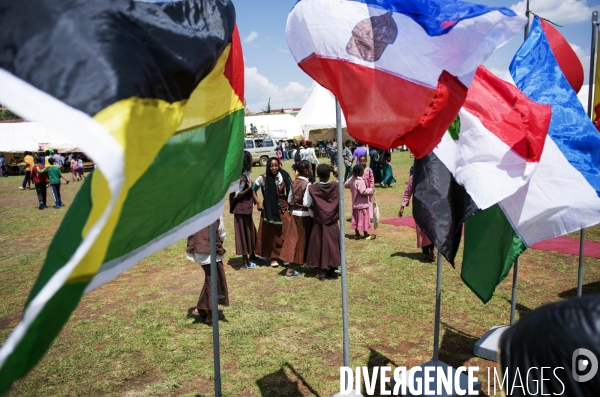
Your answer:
[572,348,598,382]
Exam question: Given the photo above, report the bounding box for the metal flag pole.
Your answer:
[336,98,351,382]
[399,250,481,394]
[509,258,519,326]
[432,251,443,362]
[580,11,598,297]
[524,0,530,39]
[209,222,222,397]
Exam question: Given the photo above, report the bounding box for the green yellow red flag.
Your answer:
[0,0,244,392]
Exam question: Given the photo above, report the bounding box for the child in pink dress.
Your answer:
[344,164,375,240]
[359,155,374,221]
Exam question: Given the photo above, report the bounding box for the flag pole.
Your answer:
[509,258,519,325]
[579,11,598,297]
[432,251,443,362]
[506,0,530,327]
[209,223,222,397]
[336,98,351,385]
[524,0,530,39]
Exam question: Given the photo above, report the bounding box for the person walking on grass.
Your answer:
[186,216,229,324]
[77,157,86,180]
[305,164,340,279]
[280,160,313,279]
[0,154,6,177]
[380,151,396,188]
[304,141,318,183]
[30,157,48,210]
[344,164,375,240]
[52,150,70,184]
[231,151,260,269]
[19,151,34,190]
[252,157,293,268]
[342,140,353,181]
[359,155,375,224]
[36,157,63,208]
[328,139,338,168]
[70,156,79,181]
[399,166,435,262]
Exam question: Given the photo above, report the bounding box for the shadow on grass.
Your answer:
[501,298,532,320]
[390,252,424,262]
[256,362,321,397]
[558,281,600,299]
[186,307,227,326]
[438,323,478,370]
[226,257,244,270]
[357,347,399,396]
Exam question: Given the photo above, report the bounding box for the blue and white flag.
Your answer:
[501,16,600,246]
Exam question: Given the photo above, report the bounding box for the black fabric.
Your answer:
[499,295,600,396]
[412,152,479,266]
[279,168,292,200]
[0,0,235,116]
[262,157,289,225]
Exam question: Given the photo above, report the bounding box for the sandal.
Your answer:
[192,308,207,317]
[242,262,258,269]
[364,235,376,240]
[270,261,279,267]
[316,273,327,280]
[285,271,301,279]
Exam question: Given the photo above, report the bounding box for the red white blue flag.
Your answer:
[286,0,526,157]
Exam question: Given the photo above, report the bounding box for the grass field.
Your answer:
[1,151,599,397]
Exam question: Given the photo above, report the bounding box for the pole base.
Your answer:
[390,360,481,396]
[473,325,509,362]
[330,390,364,396]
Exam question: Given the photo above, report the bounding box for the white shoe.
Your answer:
[18,187,25,190]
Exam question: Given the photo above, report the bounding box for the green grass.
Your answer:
[1,157,599,397]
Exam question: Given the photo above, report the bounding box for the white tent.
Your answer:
[295,84,347,139]
[245,114,303,140]
[0,122,79,152]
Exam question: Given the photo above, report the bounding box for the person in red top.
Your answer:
[30,157,48,210]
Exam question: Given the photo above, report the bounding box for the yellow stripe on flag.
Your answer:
[67,44,240,283]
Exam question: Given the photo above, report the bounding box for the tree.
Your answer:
[281,108,285,113]
[261,98,271,114]
[0,108,21,121]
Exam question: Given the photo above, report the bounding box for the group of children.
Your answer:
[184,150,407,322]
[29,156,66,209]
[249,155,341,279]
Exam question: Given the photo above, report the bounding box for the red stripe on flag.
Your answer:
[299,54,466,158]
[224,24,244,102]
[463,66,551,163]
[540,19,584,94]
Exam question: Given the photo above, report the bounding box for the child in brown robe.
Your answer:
[280,160,313,279]
[252,157,293,267]
[186,216,229,324]
[306,164,340,279]
[231,151,260,268]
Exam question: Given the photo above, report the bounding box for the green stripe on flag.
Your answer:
[27,173,94,303]
[462,204,526,303]
[0,281,88,393]
[104,108,244,262]
[0,110,243,395]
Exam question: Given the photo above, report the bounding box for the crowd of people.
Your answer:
[12,150,88,210]
[187,144,415,323]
